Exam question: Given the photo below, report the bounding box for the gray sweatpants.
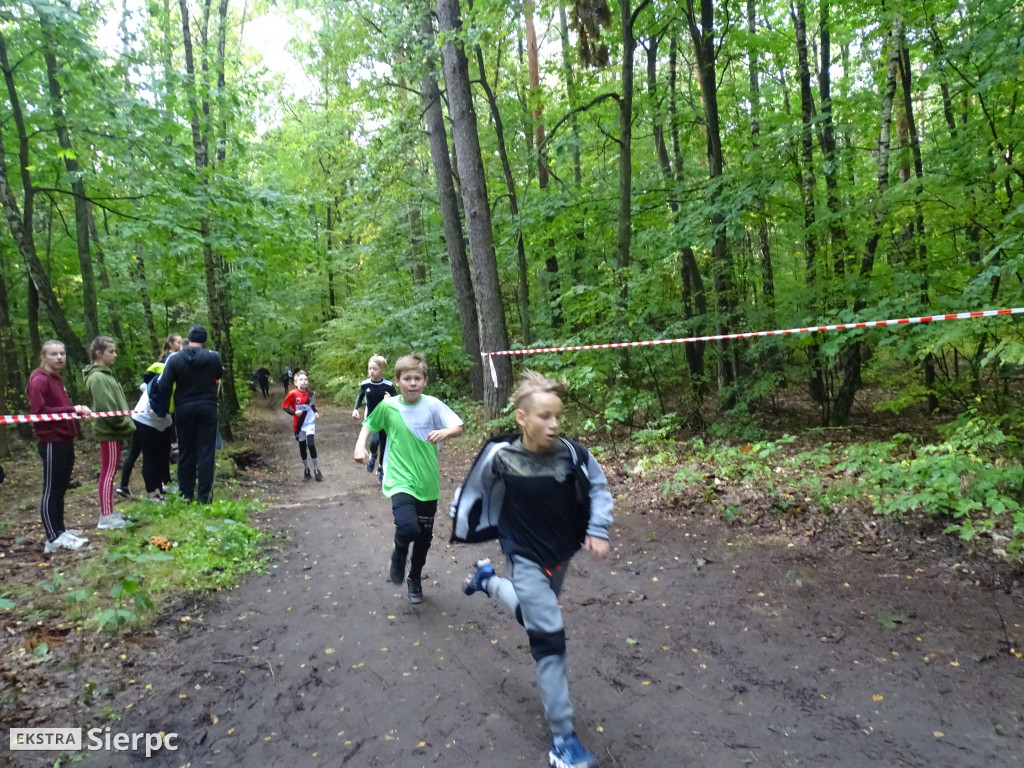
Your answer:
[487,553,574,737]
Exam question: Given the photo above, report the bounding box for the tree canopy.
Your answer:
[1,0,1023,441]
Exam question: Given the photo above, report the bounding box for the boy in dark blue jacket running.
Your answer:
[452,370,613,768]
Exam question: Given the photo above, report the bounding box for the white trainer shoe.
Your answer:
[44,531,89,553]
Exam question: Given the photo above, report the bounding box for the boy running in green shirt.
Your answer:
[353,353,463,603]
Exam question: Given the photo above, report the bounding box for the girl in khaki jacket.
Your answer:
[83,336,135,530]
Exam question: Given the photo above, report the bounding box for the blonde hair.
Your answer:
[37,340,65,368]
[394,353,428,380]
[368,354,387,370]
[511,370,567,411]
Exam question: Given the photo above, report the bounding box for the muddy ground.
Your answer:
[3,395,1023,767]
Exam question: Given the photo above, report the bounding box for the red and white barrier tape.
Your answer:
[0,409,151,425]
[483,307,1024,386]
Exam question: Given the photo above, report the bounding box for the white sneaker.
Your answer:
[97,514,127,530]
[44,531,89,553]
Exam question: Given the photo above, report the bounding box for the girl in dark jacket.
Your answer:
[27,340,93,553]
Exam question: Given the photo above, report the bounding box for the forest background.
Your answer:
[1,0,1023,558]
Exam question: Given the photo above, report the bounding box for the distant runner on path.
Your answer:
[282,370,321,482]
[351,354,396,485]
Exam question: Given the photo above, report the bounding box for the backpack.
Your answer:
[148,374,169,418]
[449,433,592,544]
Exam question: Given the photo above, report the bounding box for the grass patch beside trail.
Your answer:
[2,497,269,633]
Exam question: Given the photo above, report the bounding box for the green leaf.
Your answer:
[875,611,907,629]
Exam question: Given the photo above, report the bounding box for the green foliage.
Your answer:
[833,412,1024,550]
[656,420,1024,560]
[9,498,268,633]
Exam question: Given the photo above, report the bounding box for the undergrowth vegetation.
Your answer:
[1,498,268,633]
[658,410,1024,562]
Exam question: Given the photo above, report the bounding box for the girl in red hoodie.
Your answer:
[27,340,93,553]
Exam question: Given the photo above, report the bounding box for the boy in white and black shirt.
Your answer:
[351,354,397,481]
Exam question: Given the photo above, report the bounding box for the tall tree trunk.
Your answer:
[474,46,531,345]
[0,32,87,363]
[524,1,547,188]
[437,0,512,416]
[686,0,735,406]
[84,206,124,342]
[27,278,41,362]
[38,23,99,342]
[326,201,337,310]
[525,2,562,331]
[897,30,936,412]
[0,245,23,414]
[179,0,239,428]
[133,240,159,355]
[0,250,11,456]
[616,0,644,297]
[557,4,584,310]
[816,0,848,290]
[649,32,706,395]
[792,1,825,410]
[935,74,982,266]
[834,17,901,426]
[747,0,774,313]
[417,13,483,400]
[211,0,239,424]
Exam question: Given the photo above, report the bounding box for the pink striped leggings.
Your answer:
[99,440,122,517]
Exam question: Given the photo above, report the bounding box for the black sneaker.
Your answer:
[366,456,375,473]
[314,468,323,482]
[303,467,311,480]
[406,577,423,604]
[389,548,407,584]
[115,486,132,499]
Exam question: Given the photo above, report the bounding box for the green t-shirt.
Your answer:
[364,394,462,501]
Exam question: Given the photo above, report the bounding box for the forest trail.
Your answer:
[9,395,1021,767]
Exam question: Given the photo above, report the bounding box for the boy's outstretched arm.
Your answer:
[426,424,463,444]
[353,425,371,464]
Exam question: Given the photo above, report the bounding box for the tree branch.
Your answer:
[631,0,654,30]
[542,92,621,150]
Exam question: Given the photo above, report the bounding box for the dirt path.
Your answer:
[19,396,1022,767]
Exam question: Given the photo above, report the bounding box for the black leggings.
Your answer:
[369,430,387,465]
[120,432,142,488]
[391,493,437,580]
[38,441,74,542]
[136,422,171,493]
[297,433,317,461]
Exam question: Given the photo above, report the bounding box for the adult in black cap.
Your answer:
[158,324,224,503]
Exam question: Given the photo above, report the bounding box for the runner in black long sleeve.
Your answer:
[351,355,397,484]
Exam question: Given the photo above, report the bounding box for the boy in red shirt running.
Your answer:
[282,370,321,481]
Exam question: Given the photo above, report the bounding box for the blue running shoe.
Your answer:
[548,732,598,768]
[366,455,376,473]
[463,558,494,597]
